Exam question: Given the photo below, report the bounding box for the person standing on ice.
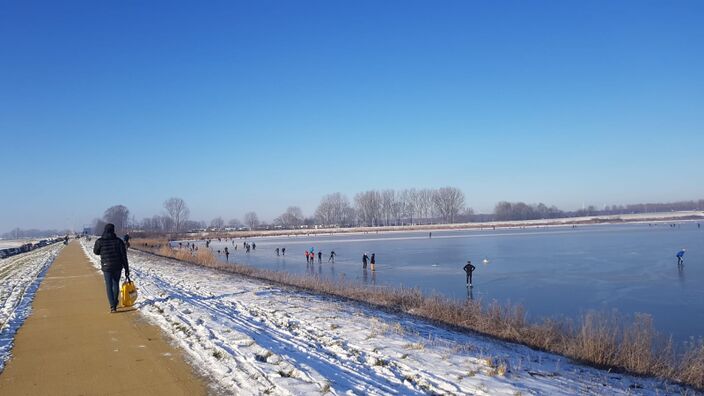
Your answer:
[362,253,368,269]
[282,247,286,256]
[305,250,310,263]
[93,223,130,313]
[370,253,376,271]
[463,260,476,287]
[318,251,322,263]
[224,247,229,262]
[328,250,336,263]
[676,249,686,266]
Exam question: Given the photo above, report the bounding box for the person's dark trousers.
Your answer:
[466,273,473,285]
[103,269,122,310]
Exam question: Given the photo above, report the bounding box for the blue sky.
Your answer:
[1,1,702,231]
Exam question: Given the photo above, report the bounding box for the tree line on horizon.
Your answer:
[79,193,704,237]
[4,197,703,238]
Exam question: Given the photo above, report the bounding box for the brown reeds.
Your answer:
[132,238,704,390]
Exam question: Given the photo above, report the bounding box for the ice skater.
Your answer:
[463,260,476,287]
[282,247,286,256]
[370,253,376,271]
[328,250,336,263]
[676,249,686,266]
[305,250,310,263]
[318,251,322,263]
[275,247,280,256]
[224,247,229,262]
[362,253,368,269]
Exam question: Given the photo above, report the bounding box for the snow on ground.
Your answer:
[0,244,62,371]
[80,241,694,395]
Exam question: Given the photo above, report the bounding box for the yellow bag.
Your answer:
[120,278,138,307]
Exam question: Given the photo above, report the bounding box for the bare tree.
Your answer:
[159,215,174,232]
[163,197,190,232]
[380,189,398,226]
[210,216,225,230]
[400,188,418,225]
[244,212,259,230]
[275,206,304,228]
[315,193,352,226]
[103,205,130,234]
[354,190,381,226]
[227,218,241,228]
[432,187,465,223]
[416,188,435,223]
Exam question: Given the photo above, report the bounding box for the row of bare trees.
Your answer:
[96,192,704,235]
[351,187,469,226]
[493,201,564,221]
[96,197,194,234]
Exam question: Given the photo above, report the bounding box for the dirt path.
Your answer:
[0,241,208,395]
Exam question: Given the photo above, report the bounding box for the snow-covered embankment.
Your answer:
[80,241,693,395]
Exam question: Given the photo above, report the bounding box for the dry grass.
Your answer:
[132,238,704,390]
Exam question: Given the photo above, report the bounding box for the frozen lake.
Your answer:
[181,222,703,342]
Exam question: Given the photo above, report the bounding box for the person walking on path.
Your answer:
[362,253,368,269]
[328,250,336,263]
[676,249,686,266]
[370,253,376,271]
[124,233,130,248]
[93,223,130,313]
[463,260,476,287]
[318,251,322,263]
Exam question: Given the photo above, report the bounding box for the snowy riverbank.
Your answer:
[79,240,696,395]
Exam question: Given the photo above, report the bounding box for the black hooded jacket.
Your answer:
[93,224,129,273]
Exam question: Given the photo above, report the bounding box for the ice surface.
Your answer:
[184,223,704,342]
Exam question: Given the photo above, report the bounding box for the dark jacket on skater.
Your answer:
[463,261,476,286]
[94,224,130,274]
